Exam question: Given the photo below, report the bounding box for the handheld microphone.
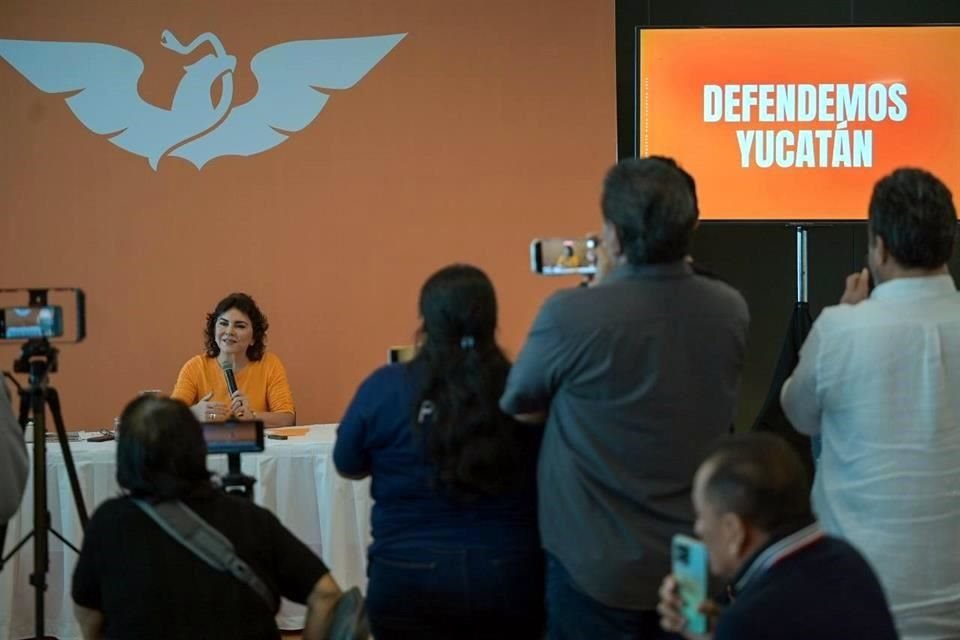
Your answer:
[222,360,238,395]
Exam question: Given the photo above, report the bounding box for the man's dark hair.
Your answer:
[203,292,269,361]
[649,155,699,216]
[601,157,698,265]
[868,167,957,269]
[413,264,526,499]
[116,395,212,500]
[702,433,813,533]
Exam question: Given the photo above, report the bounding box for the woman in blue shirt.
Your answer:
[334,264,543,639]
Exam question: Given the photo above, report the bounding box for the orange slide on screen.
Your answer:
[636,26,960,220]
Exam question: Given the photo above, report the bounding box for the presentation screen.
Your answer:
[635,26,960,221]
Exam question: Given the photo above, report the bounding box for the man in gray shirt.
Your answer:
[1,380,28,525]
[501,157,749,639]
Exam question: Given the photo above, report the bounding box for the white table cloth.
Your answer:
[0,424,372,640]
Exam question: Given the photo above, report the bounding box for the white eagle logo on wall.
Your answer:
[0,30,405,170]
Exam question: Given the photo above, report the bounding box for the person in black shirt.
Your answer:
[657,433,898,640]
[72,395,344,640]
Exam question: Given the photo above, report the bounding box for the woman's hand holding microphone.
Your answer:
[229,389,255,420]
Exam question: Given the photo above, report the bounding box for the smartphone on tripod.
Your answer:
[0,287,87,638]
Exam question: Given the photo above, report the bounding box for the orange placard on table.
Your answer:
[265,427,310,438]
[635,26,960,220]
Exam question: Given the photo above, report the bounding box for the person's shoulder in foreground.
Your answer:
[657,433,898,640]
[337,362,411,427]
[0,382,28,524]
[716,535,898,640]
[73,395,346,640]
[334,358,417,478]
[540,261,746,320]
[84,488,281,530]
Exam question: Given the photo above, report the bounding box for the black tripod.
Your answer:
[0,339,88,640]
[751,225,816,478]
[221,453,256,498]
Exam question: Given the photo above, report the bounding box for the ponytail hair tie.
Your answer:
[417,400,435,425]
[460,335,476,350]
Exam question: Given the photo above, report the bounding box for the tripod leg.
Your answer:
[30,388,48,638]
[17,386,30,430]
[46,387,88,529]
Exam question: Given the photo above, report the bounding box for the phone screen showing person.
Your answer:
[1,305,63,339]
[201,420,265,454]
[529,238,599,276]
[672,534,709,634]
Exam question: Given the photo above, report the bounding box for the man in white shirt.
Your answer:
[781,167,960,640]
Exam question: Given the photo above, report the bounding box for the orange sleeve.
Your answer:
[170,356,204,406]
[264,353,296,416]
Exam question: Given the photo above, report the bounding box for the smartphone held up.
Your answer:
[530,237,600,276]
[672,534,709,634]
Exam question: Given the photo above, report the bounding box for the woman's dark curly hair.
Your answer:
[203,293,269,361]
[412,264,525,500]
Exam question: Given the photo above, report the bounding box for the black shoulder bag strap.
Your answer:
[133,498,275,610]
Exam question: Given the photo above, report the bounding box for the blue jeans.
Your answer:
[546,554,683,640]
[366,546,545,639]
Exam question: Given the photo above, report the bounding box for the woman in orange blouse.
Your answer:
[171,293,296,427]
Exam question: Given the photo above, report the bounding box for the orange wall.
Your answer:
[0,0,615,428]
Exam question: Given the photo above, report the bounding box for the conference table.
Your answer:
[0,425,373,640]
